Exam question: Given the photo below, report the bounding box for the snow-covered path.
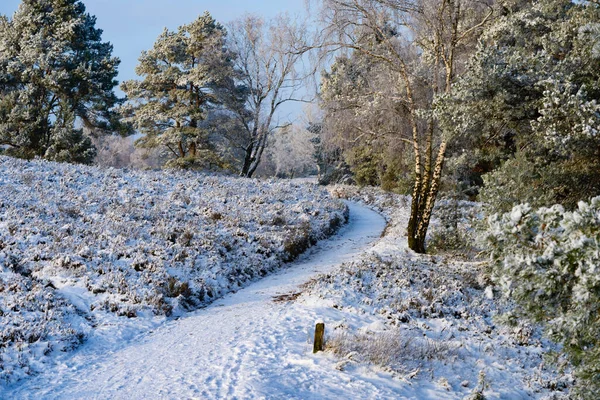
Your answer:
[6,202,411,400]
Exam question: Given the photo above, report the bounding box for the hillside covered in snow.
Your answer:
[304,186,572,399]
[0,156,347,384]
[2,183,573,399]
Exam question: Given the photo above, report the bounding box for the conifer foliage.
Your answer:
[0,0,121,163]
[121,12,236,169]
[488,198,600,398]
[439,0,600,213]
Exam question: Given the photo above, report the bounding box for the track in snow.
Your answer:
[6,202,394,399]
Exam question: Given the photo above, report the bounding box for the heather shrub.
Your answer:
[427,198,480,257]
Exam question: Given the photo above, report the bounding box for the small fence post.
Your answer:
[313,322,325,353]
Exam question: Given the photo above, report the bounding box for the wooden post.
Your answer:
[313,322,325,353]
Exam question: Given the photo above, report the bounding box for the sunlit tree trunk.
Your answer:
[320,0,492,253]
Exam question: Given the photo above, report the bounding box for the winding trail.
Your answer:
[7,202,395,399]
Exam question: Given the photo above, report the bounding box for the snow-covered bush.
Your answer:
[327,327,458,367]
[0,155,347,384]
[0,272,88,383]
[487,198,600,398]
[427,198,480,257]
[320,185,570,397]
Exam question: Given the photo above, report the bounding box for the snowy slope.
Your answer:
[5,187,570,400]
[0,156,347,385]
[1,160,570,399]
[4,202,388,399]
[314,186,571,399]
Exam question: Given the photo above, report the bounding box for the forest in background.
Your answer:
[1,0,600,397]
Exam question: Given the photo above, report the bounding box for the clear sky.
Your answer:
[0,0,309,99]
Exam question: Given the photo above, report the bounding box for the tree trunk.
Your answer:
[406,82,424,253]
[178,141,186,158]
[246,131,269,178]
[240,144,254,177]
[406,123,448,253]
[408,141,447,253]
[407,178,424,253]
[247,144,265,178]
[189,118,197,158]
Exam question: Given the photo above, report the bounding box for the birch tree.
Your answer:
[319,0,493,253]
[225,14,312,178]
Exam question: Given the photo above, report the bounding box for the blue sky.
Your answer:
[0,1,308,93]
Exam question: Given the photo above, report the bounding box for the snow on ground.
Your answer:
[4,202,388,399]
[0,156,347,385]
[4,182,571,400]
[316,186,571,399]
[1,160,571,399]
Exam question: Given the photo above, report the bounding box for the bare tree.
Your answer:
[92,135,134,168]
[225,14,314,178]
[319,49,414,187]
[319,0,493,253]
[268,123,318,178]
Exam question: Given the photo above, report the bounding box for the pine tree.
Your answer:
[439,0,600,212]
[488,198,600,398]
[121,12,235,169]
[0,0,121,163]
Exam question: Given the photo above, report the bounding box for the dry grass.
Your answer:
[326,328,459,368]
